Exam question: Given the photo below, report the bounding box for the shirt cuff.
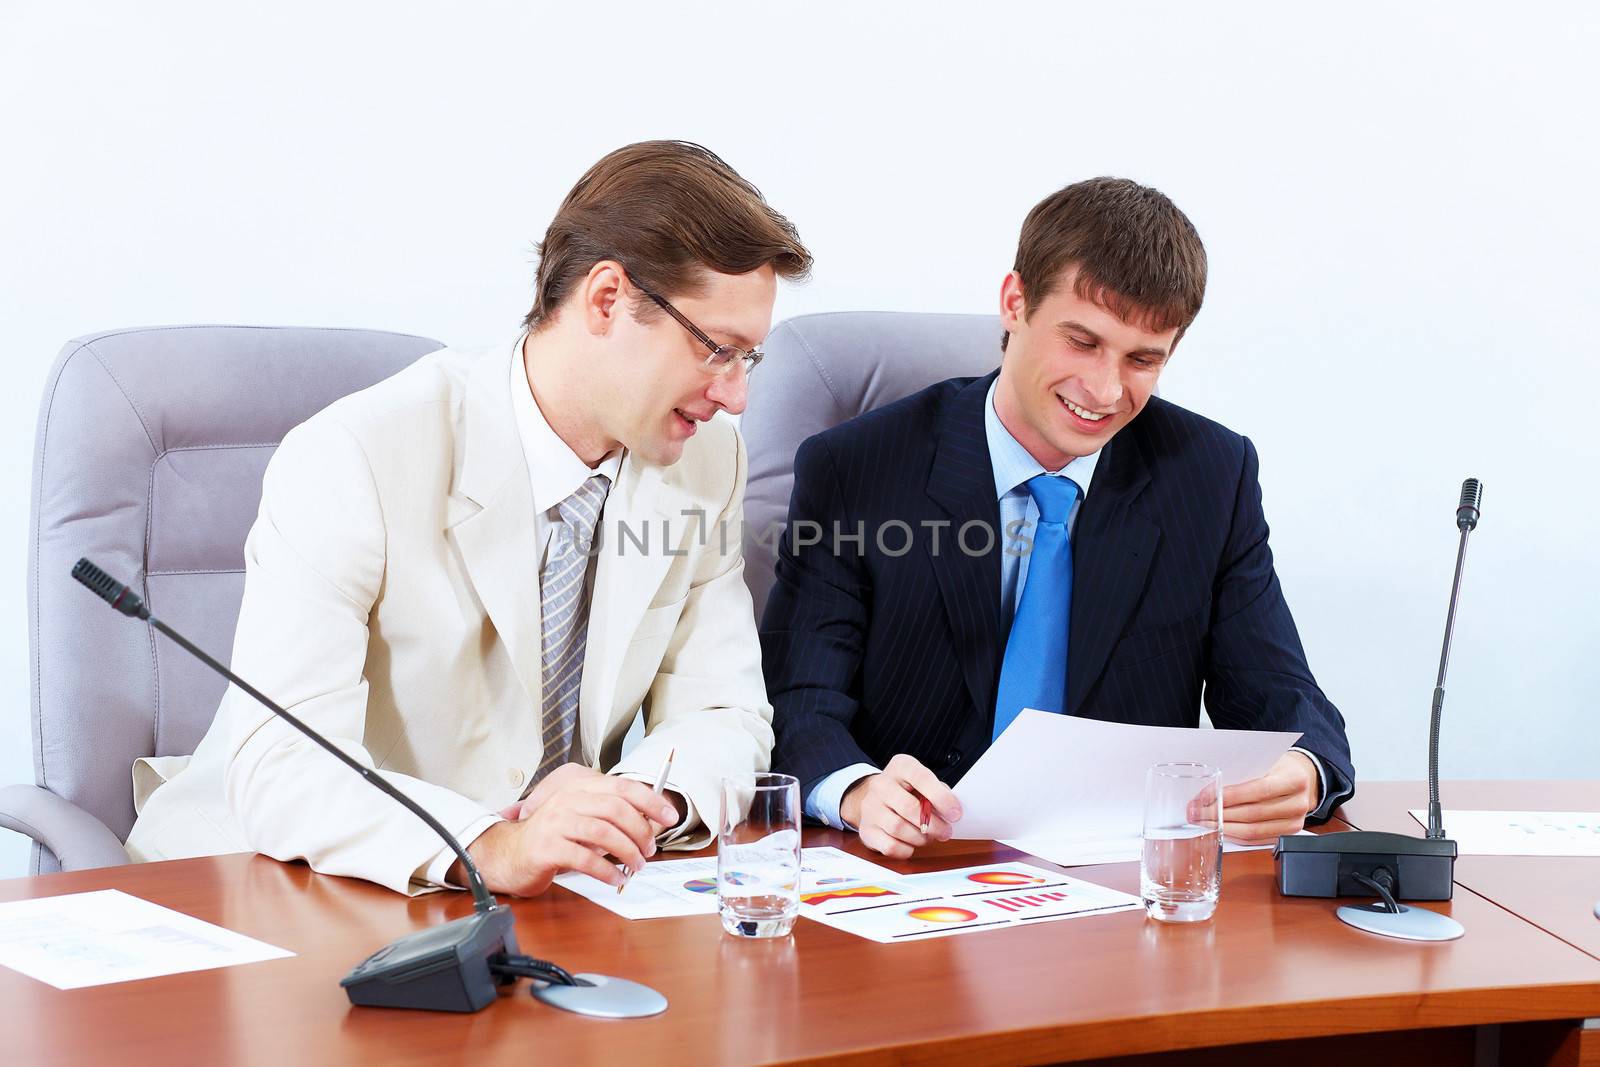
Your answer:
[614,776,699,846]
[418,814,503,889]
[1289,746,1329,806]
[805,763,880,830]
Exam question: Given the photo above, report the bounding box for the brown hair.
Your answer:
[1002,176,1206,351]
[524,141,812,330]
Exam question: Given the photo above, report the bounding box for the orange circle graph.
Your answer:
[906,906,979,923]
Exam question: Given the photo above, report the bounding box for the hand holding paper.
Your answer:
[951,711,1303,866]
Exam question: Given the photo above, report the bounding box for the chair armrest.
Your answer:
[0,784,130,872]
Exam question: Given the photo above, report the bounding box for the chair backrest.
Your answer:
[741,312,1002,620]
[28,325,441,871]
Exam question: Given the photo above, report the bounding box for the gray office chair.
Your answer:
[741,312,1003,620]
[0,325,441,875]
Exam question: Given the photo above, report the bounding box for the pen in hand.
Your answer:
[618,747,675,894]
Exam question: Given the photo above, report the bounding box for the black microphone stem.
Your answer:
[1428,507,1476,840]
[148,616,498,913]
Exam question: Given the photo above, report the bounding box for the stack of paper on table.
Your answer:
[556,847,1141,941]
[798,860,1141,942]
[951,710,1303,866]
[1408,809,1600,856]
[555,846,901,920]
[0,890,293,989]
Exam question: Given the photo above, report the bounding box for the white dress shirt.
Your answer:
[421,335,623,884]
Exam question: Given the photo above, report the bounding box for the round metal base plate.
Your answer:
[1336,903,1464,942]
[530,973,669,1018]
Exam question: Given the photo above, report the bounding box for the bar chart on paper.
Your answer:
[802,862,1141,942]
[985,891,1074,913]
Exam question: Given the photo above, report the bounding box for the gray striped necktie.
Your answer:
[532,473,611,787]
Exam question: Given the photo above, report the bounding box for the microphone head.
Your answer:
[1456,478,1482,531]
[72,558,149,618]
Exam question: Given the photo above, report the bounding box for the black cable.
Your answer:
[489,953,588,987]
[1350,869,1402,914]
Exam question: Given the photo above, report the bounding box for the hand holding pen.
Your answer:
[618,748,675,893]
[838,753,963,860]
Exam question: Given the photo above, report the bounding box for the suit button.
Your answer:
[942,749,962,768]
[508,768,525,788]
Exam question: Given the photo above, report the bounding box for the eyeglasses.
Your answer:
[631,278,764,376]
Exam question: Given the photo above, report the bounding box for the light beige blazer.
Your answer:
[124,340,774,894]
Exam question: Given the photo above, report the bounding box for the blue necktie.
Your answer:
[993,474,1080,740]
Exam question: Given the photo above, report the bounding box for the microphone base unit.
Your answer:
[1274,830,1457,901]
[342,904,518,1012]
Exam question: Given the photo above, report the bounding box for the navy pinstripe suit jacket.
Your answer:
[760,371,1355,817]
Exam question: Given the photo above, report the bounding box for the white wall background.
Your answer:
[3,3,1596,879]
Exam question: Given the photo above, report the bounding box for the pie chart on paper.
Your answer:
[966,871,1047,886]
[906,906,979,924]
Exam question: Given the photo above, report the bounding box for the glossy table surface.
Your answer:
[4,807,1600,1066]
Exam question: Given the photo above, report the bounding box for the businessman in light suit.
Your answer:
[125,141,813,896]
[763,177,1354,859]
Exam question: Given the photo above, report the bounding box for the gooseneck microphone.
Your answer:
[1273,480,1484,943]
[1428,478,1481,840]
[74,559,666,1017]
[73,558,498,914]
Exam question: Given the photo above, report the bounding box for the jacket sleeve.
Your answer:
[218,416,499,894]
[1202,437,1355,819]
[761,434,879,800]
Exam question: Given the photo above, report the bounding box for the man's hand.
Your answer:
[840,754,963,859]
[452,764,680,896]
[496,763,598,823]
[1216,750,1320,845]
[499,762,690,832]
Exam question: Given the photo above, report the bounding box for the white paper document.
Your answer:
[997,832,1292,868]
[953,711,1301,865]
[0,889,293,990]
[801,860,1141,942]
[554,846,897,919]
[1408,810,1600,856]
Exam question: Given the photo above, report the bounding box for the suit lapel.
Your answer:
[1066,425,1161,715]
[447,345,543,710]
[926,374,1005,722]
[578,454,692,759]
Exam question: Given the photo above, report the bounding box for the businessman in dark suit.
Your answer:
[761,177,1354,859]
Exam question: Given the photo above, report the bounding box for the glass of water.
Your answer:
[1141,762,1223,923]
[717,772,801,938]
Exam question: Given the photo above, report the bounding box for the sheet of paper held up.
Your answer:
[1408,810,1600,856]
[952,711,1301,866]
[0,890,293,990]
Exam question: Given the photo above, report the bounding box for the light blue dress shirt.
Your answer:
[804,381,1326,829]
[805,382,1098,827]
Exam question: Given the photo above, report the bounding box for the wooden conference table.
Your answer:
[2,781,1597,1067]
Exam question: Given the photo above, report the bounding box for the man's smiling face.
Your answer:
[994,267,1180,470]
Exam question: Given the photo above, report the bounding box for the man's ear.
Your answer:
[580,260,628,338]
[998,271,1028,332]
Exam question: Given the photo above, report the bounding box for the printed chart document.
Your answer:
[801,860,1141,942]
[0,890,293,989]
[554,846,897,920]
[558,847,1140,941]
[952,711,1301,866]
[1408,810,1600,856]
